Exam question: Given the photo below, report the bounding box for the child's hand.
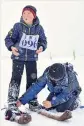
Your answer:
[36,46,43,54]
[11,46,19,56]
[42,100,52,108]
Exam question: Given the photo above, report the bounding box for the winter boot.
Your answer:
[29,99,43,112]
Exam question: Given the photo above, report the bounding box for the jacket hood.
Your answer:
[20,16,40,26]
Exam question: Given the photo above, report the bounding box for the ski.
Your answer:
[28,104,72,121]
[27,104,72,121]
[37,109,72,121]
[5,109,32,124]
[37,110,72,121]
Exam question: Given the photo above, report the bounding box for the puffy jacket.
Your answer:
[19,63,81,106]
[5,17,47,61]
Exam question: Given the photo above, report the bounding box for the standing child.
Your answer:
[5,5,47,113]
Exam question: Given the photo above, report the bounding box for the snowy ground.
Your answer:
[1,57,84,126]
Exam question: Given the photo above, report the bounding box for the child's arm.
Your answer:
[37,25,47,51]
[19,74,47,105]
[5,23,19,51]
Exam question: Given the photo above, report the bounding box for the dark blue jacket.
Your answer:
[19,63,81,106]
[5,17,47,61]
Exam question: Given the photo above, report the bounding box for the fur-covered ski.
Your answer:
[28,104,72,121]
[15,113,32,124]
[37,109,72,121]
[5,109,32,124]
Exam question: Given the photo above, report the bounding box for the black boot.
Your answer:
[29,99,43,112]
[7,103,21,115]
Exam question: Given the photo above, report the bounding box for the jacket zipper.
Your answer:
[24,24,37,61]
[25,27,30,61]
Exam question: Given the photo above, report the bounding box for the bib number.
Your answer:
[19,33,39,50]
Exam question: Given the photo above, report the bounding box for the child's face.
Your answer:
[22,10,34,24]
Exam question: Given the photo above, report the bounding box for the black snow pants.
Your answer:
[8,60,37,103]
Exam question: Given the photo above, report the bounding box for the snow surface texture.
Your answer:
[1,57,84,126]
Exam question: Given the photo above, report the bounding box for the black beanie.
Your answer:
[48,63,65,81]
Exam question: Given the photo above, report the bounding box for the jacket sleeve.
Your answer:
[19,74,47,105]
[5,23,19,51]
[51,86,70,107]
[38,25,47,51]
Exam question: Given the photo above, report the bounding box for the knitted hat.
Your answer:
[22,5,37,19]
[48,63,66,81]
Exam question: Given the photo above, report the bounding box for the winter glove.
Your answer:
[42,100,52,108]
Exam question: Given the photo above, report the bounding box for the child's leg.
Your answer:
[8,60,24,104]
[46,92,55,101]
[46,94,78,111]
[55,97,77,112]
[25,61,42,109]
[25,61,37,90]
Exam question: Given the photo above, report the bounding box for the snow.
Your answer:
[1,57,84,126]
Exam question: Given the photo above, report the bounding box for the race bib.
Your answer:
[19,33,39,50]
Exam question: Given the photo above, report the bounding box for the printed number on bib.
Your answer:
[19,33,39,50]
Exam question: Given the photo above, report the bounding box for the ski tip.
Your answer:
[17,114,32,124]
[59,110,72,121]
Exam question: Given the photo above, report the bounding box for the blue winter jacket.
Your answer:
[5,17,47,61]
[19,63,81,106]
